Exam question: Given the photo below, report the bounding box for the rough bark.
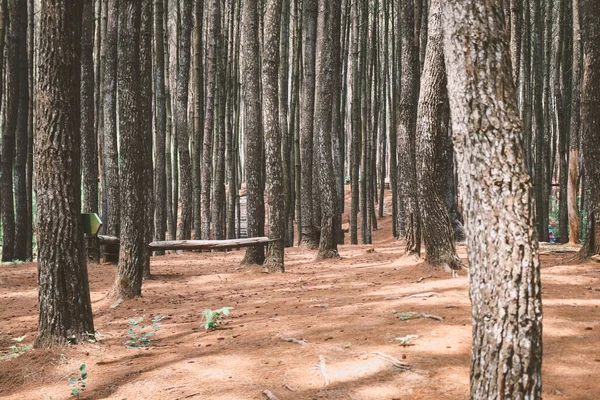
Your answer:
[175,0,192,240]
[0,0,6,115]
[35,0,94,347]
[397,0,421,256]
[299,0,318,249]
[442,2,543,398]
[114,0,147,299]
[102,0,120,238]
[213,5,226,241]
[567,0,581,244]
[416,0,461,271]
[154,0,167,255]
[349,0,360,245]
[192,0,203,240]
[315,0,340,259]
[280,0,293,247]
[201,0,219,241]
[81,0,97,215]
[262,0,285,272]
[1,0,20,262]
[241,0,265,265]
[579,0,600,258]
[13,0,28,261]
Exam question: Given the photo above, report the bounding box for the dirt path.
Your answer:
[1,212,599,399]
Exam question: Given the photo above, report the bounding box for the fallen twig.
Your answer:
[419,312,444,321]
[384,296,401,300]
[318,355,330,386]
[406,292,440,299]
[372,351,410,371]
[415,275,433,283]
[175,393,201,400]
[279,336,306,345]
[263,390,280,400]
[283,384,297,392]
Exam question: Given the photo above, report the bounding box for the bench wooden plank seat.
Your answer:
[147,236,276,251]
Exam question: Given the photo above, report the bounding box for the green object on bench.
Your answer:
[81,213,103,235]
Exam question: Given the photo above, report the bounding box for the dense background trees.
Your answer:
[1,0,599,397]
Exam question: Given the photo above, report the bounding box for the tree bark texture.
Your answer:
[442,2,543,398]
[35,0,94,347]
[416,0,461,271]
[261,0,285,272]
[299,0,318,249]
[397,0,421,256]
[102,0,120,238]
[241,0,264,265]
[114,0,147,299]
[579,0,600,257]
[154,0,167,254]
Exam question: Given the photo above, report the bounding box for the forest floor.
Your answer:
[1,191,600,400]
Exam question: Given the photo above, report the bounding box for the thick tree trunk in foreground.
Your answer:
[442,1,543,398]
[35,0,94,347]
[567,0,581,244]
[416,0,461,271]
[579,0,600,258]
[262,0,285,272]
[241,0,264,265]
[114,0,147,299]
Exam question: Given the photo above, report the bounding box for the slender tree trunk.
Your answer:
[13,0,28,261]
[510,0,522,88]
[299,0,318,249]
[35,0,94,347]
[241,0,264,264]
[102,0,120,239]
[192,0,204,240]
[416,0,461,271]
[25,0,33,260]
[280,0,293,247]
[201,0,220,241]
[568,0,581,244]
[442,1,543,397]
[349,0,360,245]
[315,0,340,259]
[213,7,227,241]
[154,0,167,255]
[81,0,97,215]
[579,0,600,257]
[397,0,421,256]
[0,0,6,117]
[114,0,147,299]
[1,0,20,262]
[262,0,285,272]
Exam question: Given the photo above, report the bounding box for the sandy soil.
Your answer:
[1,193,599,400]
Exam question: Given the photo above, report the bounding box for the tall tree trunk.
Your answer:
[192,0,204,240]
[262,0,285,272]
[35,0,94,347]
[280,0,293,247]
[579,0,600,257]
[13,0,28,261]
[416,0,461,271]
[154,0,167,255]
[0,0,6,116]
[102,0,120,238]
[1,0,20,262]
[567,0,581,244]
[140,0,153,277]
[299,0,318,249]
[81,0,97,215]
[510,0,522,88]
[442,1,543,398]
[241,0,264,265]
[114,0,147,299]
[316,0,340,259]
[201,0,220,241]
[397,0,421,256]
[349,0,360,245]
[175,0,192,239]
[25,0,33,260]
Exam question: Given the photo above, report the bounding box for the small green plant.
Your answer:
[125,316,164,348]
[396,312,417,321]
[0,335,31,360]
[67,363,87,397]
[202,307,232,330]
[395,334,419,346]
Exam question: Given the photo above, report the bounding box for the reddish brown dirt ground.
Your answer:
[1,195,600,399]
